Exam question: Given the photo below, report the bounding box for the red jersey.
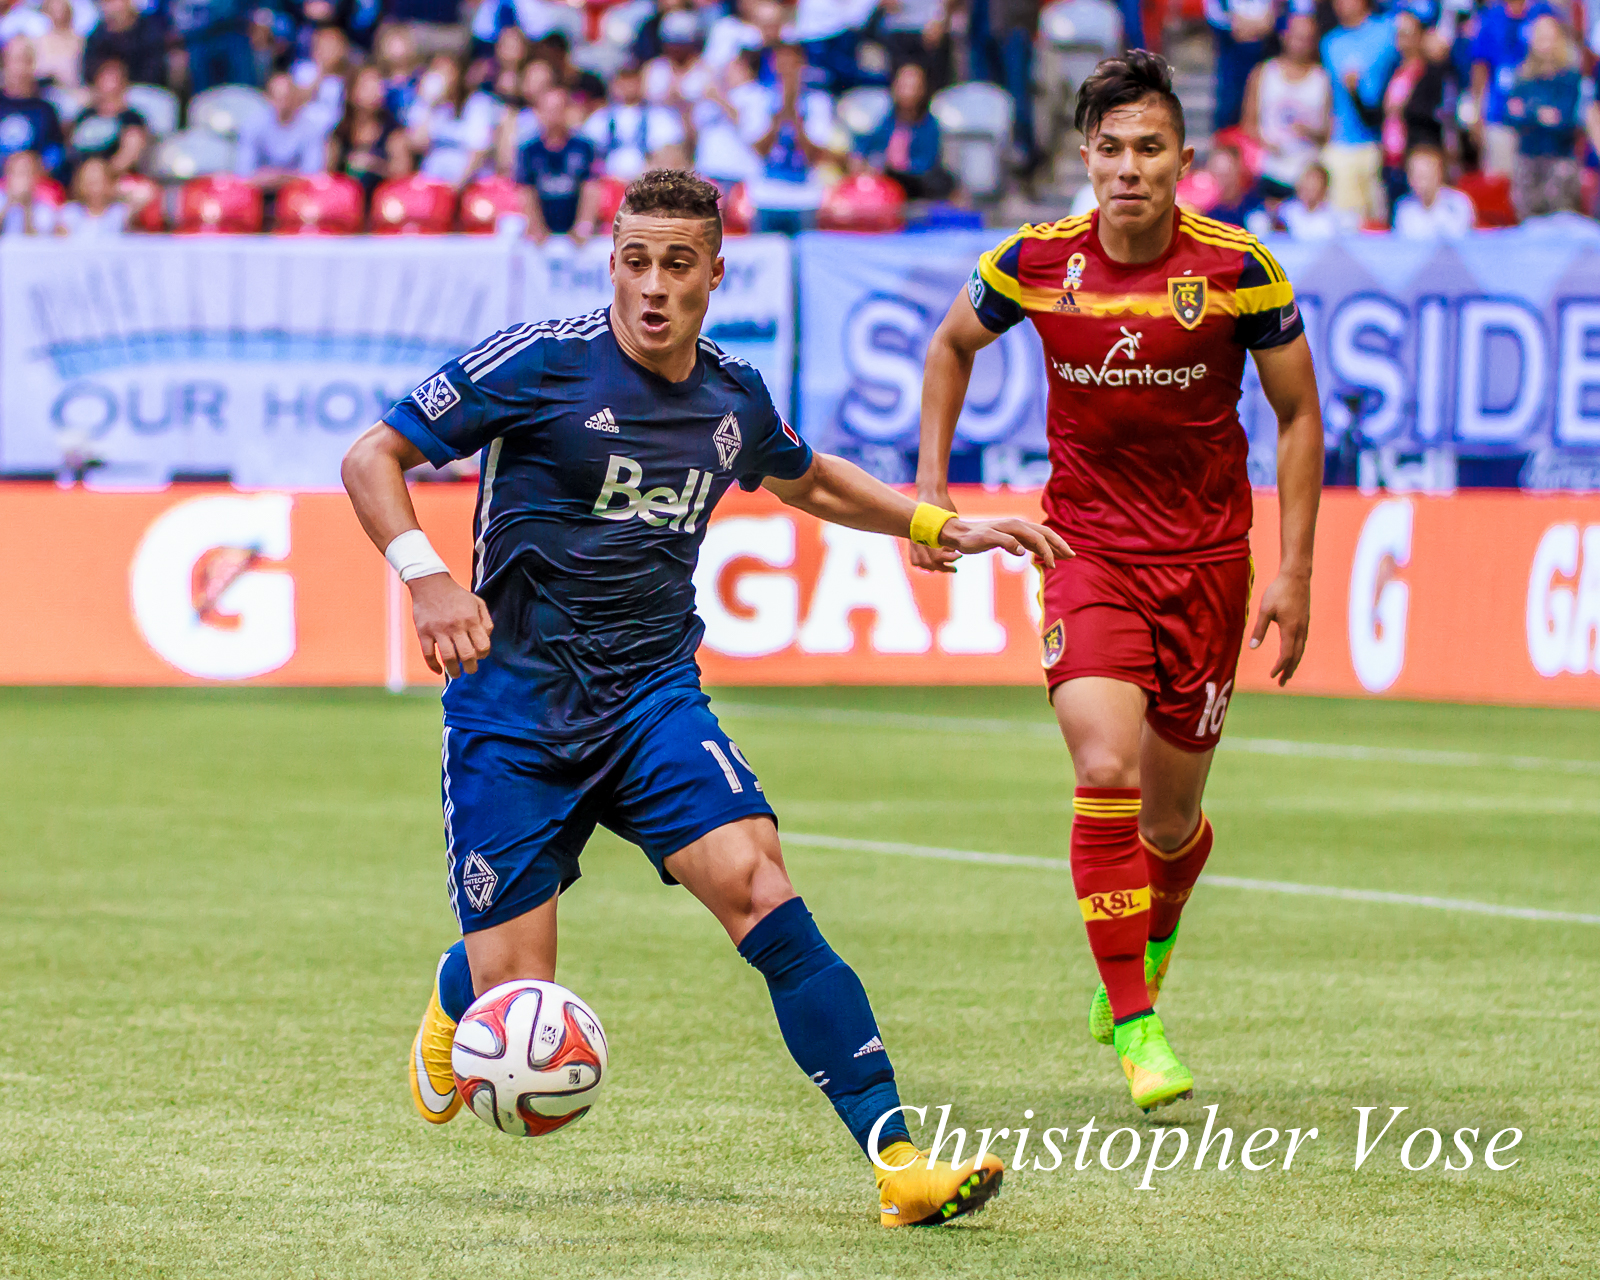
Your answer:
[969,208,1303,564]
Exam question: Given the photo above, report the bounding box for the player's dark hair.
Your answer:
[1073,50,1186,145]
[614,169,723,250]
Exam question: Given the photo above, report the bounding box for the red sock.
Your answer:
[1070,786,1151,1022]
[1143,815,1213,941]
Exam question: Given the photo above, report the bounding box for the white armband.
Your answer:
[384,529,450,583]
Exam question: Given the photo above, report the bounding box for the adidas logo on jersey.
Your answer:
[853,1036,886,1059]
[585,407,619,434]
[592,454,715,532]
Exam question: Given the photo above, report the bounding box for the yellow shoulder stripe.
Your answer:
[1185,214,1291,284]
[1023,213,1092,240]
[1250,241,1289,285]
[1183,227,1288,285]
[1235,280,1295,314]
[976,229,1028,304]
[1186,212,1258,243]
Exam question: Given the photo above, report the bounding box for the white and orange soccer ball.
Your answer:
[450,980,608,1136]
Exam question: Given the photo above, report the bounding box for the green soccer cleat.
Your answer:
[1089,923,1182,1045]
[1113,1012,1194,1113]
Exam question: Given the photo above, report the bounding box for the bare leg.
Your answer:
[1137,728,1214,852]
[462,892,559,993]
[664,814,798,944]
[1051,675,1148,786]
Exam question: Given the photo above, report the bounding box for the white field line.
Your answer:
[782,833,1600,926]
[713,702,1600,777]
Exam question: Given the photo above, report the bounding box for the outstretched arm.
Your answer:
[764,451,1071,566]
[1248,334,1323,685]
[342,422,493,678]
[913,288,1003,572]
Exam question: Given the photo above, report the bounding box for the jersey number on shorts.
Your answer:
[1197,680,1233,738]
[702,740,763,792]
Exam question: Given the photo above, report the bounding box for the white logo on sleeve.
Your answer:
[412,373,461,421]
[714,412,742,470]
[585,407,619,433]
[853,1035,886,1058]
[461,850,499,910]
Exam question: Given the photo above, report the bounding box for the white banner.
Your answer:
[515,234,793,417]
[1,234,794,488]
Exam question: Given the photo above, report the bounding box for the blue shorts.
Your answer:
[439,689,776,932]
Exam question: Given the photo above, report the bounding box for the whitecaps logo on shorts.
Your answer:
[461,850,499,910]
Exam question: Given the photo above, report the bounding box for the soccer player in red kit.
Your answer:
[913,52,1324,1112]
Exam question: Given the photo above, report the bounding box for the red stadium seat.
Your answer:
[817,173,906,233]
[590,174,627,227]
[458,175,524,234]
[1175,170,1220,214]
[1211,126,1264,186]
[176,174,264,233]
[721,182,752,236]
[1457,171,1518,228]
[275,173,365,235]
[369,174,457,235]
[116,173,166,231]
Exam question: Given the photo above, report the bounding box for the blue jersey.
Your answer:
[384,307,813,742]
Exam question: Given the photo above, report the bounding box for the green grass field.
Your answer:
[2,686,1597,1279]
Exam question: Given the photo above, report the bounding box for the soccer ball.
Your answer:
[451,979,608,1137]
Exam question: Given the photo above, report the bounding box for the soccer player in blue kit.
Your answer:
[341,170,1070,1226]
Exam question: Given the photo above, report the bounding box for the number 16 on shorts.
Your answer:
[1197,679,1232,739]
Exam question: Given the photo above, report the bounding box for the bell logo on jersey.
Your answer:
[1169,277,1209,330]
[1052,327,1208,391]
[714,412,742,470]
[592,454,715,532]
[412,373,460,422]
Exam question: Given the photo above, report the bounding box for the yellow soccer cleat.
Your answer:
[409,952,463,1125]
[875,1141,1004,1227]
[1113,1012,1194,1114]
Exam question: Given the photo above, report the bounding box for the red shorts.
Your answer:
[1039,553,1253,752]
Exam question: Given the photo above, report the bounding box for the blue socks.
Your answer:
[437,939,475,1023]
[737,897,912,1154]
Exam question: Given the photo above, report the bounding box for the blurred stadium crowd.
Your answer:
[0,0,1591,235]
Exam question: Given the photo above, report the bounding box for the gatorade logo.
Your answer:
[1079,887,1151,921]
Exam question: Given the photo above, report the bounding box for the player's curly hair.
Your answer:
[614,169,723,249]
[1073,50,1186,144]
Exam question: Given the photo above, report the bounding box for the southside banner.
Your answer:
[6,483,1599,707]
[797,221,1600,489]
[0,236,794,488]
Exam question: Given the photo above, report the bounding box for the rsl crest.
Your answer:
[1041,619,1065,668]
[1168,276,1208,330]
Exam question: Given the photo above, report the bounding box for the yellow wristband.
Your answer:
[909,502,958,548]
